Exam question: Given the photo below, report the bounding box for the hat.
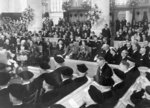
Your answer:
[130,89,145,104]
[18,71,34,81]
[77,64,88,73]
[40,62,50,70]
[146,86,150,95]
[54,55,65,64]
[61,66,73,77]
[88,85,103,104]
[8,84,27,100]
[40,73,58,86]
[0,72,10,86]
[100,78,115,86]
[113,69,126,80]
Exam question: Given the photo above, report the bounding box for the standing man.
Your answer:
[102,24,111,45]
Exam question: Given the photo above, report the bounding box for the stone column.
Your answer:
[27,0,43,32]
[126,10,132,23]
[91,0,110,35]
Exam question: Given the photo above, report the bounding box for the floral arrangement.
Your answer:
[62,1,72,11]
[22,6,34,25]
[85,4,102,25]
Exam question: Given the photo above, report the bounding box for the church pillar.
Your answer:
[126,10,132,23]
[91,0,110,35]
[27,0,43,31]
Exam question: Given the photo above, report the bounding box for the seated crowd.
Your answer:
[0,17,150,108]
[115,18,150,42]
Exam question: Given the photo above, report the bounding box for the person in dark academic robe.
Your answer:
[8,84,39,108]
[84,84,115,108]
[127,86,150,108]
[40,67,76,107]
[46,55,66,88]
[74,64,88,88]
[17,71,34,96]
[112,68,126,100]
[122,58,140,97]
[60,66,74,87]
[0,72,12,108]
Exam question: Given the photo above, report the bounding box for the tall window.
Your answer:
[50,0,63,12]
[115,0,129,5]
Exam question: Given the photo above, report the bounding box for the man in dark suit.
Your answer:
[130,43,140,60]
[101,44,112,63]
[116,50,128,64]
[139,47,149,67]
[91,36,102,61]
[0,72,12,108]
[94,56,113,86]
[102,24,111,45]
[125,42,133,57]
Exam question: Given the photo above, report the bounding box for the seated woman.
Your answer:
[77,40,90,61]
[55,39,65,55]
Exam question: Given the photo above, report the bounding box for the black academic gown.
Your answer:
[0,88,12,108]
[121,66,140,98]
[74,76,88,88]
[131,50,140,60]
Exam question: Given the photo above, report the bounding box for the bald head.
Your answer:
[102,44,109,51]
[140,47,146,55]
